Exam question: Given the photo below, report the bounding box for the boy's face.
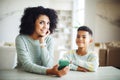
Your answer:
[76,31,92,49]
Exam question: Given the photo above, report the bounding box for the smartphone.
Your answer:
[58,60,70,70]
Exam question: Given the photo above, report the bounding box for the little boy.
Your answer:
[60,26,99,72]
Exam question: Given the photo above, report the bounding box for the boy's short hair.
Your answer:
[77,26,93,36]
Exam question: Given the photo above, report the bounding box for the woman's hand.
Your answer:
[47,64,70,77]
[39,30,50,43]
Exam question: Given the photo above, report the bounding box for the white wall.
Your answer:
[49,0,72,10]
[0,0,50,42]
[84,0,97,34]
[95,0,120,42]
[84,0,120,43]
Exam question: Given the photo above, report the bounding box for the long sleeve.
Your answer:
[40,37,54,68]
[69,64,78,71]
[60,50,99,72]
[15,35,54,74]
[72,53,99,72]
[59,50,78,71]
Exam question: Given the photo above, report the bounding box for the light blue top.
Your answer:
[60,50,99,71]
[15,34,54,74]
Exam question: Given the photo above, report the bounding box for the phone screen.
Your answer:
[58,60,70,70]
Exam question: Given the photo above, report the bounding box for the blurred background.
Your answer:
[0,0,120,66]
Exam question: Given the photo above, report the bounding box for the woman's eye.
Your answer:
[39,21,44,24]
[47,22,50,25]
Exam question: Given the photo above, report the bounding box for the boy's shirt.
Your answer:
[60,50,99,71]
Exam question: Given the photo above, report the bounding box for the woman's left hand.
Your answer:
[39,30,50,43]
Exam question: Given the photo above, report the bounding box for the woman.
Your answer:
[15,6,69,77]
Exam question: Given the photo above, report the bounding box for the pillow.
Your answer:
[4,42,15,47]
[106,41,120,48]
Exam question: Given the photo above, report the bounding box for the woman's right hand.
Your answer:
[47,64,69,77]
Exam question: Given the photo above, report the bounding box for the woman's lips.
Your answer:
[41,30,47,33]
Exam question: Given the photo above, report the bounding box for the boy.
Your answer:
[60,26,99,72]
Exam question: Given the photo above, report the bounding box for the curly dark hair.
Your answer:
[19,6,58,35]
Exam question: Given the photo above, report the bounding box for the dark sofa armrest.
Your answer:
[107,48,120,68]
[99,49,107,66]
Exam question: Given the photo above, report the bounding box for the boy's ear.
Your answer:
[90,39,93,43]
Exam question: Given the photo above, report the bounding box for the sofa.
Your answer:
[0,42,17,70]
[95,41,120,69]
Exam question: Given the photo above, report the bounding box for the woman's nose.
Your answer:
[43,23,48,29]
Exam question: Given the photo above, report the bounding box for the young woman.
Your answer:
[15,6,69,77]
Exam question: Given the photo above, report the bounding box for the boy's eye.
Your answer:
[77,35,80,38]
[83,36,86,38]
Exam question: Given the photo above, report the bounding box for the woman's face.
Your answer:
[34,15,50,37]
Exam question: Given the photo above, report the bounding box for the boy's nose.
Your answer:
[79,37,83,40]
